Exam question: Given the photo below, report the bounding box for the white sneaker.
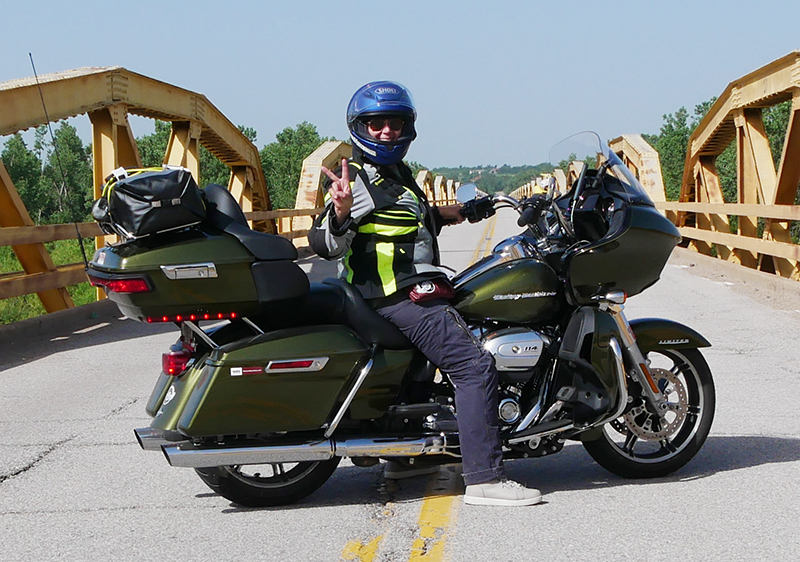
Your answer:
[384,460,440,480]
[463,479,542,506]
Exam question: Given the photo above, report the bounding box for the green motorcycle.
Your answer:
[87,132,714,506]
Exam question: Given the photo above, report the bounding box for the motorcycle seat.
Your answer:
[294,279,412,350]
[203,183,297,261]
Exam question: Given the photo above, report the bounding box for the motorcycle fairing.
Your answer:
[558,306,627,426]
[565,202,681,305]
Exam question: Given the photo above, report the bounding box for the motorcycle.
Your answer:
[87,132,715,506]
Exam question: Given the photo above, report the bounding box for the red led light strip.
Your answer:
[146,312,239,323]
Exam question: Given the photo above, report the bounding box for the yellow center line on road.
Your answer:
[338,466,462,562]
[341,535,384,562]
[469,213,498,266]
[408,467,461,561]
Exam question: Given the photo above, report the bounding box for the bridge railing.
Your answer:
[674,51,800,280]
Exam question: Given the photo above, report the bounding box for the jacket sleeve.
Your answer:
[308,163,375,260]
[309,200,355,260]
[430,206,446,236]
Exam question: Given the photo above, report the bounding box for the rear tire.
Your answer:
[195,457,341,507]
[582,348,715,478]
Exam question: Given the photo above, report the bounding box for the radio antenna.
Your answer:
[29,53,89,269]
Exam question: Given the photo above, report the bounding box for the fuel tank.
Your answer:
[453,238,560,323]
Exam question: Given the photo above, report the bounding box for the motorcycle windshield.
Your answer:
[548,132,654,207]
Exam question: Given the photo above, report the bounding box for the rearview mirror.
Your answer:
[456,183,479,203]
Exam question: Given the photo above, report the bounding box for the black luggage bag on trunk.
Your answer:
[92,167,206,239]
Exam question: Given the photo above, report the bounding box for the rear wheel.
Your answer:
[582,348,715,478]
[195,457,341,507]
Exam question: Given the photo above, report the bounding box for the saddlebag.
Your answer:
[92,167,206,240]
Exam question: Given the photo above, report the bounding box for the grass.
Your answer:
[0,238,97,325]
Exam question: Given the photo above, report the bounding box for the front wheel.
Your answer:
[195,457,341,507]
[582,348,715,478]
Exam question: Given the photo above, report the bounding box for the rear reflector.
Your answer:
[268,360,315,370]
[264,357,329,372]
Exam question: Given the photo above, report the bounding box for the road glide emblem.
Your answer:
[658,338,690,345]
[493,291,557,301]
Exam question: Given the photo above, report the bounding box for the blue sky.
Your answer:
[2,0,799,167]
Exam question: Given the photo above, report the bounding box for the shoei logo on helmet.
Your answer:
[375,86,399,95]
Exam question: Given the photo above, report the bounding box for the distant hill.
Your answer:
[430,163,554,194]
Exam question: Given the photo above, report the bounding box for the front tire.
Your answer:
[583,348,715,478]
[195,457,341,507]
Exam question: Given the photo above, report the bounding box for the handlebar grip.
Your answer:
[518,206,537,227]
[462,196,495,223]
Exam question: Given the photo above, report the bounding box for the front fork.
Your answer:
[599,293,668,419]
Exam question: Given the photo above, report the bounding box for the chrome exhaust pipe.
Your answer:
[134,427,190,451]
[162,435,448,468]
[163,440,335,468]
[334,436,446,458]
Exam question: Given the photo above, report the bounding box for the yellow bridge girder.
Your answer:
[681,51,800,278]
[0,66,273,312]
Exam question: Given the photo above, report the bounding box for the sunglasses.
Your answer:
[365,117,405,132]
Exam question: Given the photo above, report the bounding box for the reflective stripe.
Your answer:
[358,223,418,236]
[374,210,417,220]
[375,242,396,295]
[343,251,354,282]
[403,186,420,206]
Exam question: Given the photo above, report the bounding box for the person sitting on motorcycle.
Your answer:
[308,81,542,507]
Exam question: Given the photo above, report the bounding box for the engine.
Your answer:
[482,327,547,380]
[481,327,550,426]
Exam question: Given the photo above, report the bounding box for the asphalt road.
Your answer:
[1,208,799,561]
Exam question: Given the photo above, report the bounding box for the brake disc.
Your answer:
[622,368,688,441]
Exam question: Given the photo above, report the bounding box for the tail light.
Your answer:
[162,341,195,376]
[88,273,152,294]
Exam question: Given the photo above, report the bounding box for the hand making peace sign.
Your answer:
[321,158,353,225]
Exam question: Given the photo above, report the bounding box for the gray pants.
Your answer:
[374,297,505,485]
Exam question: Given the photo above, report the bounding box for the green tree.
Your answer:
[260,122,329,209]
[1,134,44,221]
[643,107,693,201]
[137,120,171,167]
[39,122,93,224]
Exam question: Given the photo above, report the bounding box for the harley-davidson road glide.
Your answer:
[87,132,715,506]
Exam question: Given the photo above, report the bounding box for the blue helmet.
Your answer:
[347,81,417,165]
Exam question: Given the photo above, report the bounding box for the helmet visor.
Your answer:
[353,113,416,145]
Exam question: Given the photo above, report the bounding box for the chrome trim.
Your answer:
[512,362,557,433]
[183,320,219,349]
[134,427,190,451]
[160,262,218,280]
[323,354,375,438]
[334,435,446,457]
[241,317,264,335]
[602,337,630,424]
[162,440,335,467]
[507,422,575,445]
[160,435,453,468]
[266,357,329,373]
[483,328,545,371]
